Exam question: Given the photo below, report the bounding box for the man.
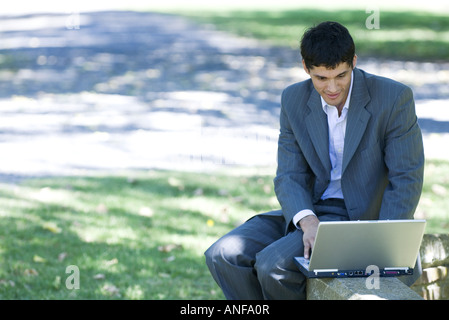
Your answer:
[205,21,424,300]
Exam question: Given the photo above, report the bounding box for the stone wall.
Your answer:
[307,277,424,300]
[412,234,449,300]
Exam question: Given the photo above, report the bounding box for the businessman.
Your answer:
[205,21,424,300]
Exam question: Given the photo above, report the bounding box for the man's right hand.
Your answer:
[299,215,320,259]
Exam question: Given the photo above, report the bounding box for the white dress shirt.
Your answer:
[292,71,354,227]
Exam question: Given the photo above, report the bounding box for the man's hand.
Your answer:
[299,215,320,259]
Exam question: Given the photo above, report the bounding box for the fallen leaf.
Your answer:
[93,273,106,280]
[219,207,230,223]
[158,272,170,278]
[104,258,118,267]
[53,276,61,289]
[102,284,120,297]
[23,268,39,276]
[158,243,182,253]
[163,255,176,263]
[0,280,15,287]
[58,252,68,262]
[42,222,62,234]
[33,255,46,263]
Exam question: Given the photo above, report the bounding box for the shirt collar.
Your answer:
[321,70,354,112]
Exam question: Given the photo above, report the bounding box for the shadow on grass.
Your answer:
[0,169,277,299]
[1,157,448,299]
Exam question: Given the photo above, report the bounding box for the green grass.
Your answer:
[416,159,449,234]
[0,169,278,299]
[0,159,447,299]
[172,9,449,61]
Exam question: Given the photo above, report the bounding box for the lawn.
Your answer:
[0,168,277,299]
[0,159,447,299]
[171,9,449,61]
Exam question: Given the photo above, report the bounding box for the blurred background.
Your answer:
[1,0,448,177]
[0,0,448,300]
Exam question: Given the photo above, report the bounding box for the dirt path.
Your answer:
[0,11,448,182]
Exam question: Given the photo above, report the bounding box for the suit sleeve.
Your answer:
[274,90,315,228]
[379,86,424,220]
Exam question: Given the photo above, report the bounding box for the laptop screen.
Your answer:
[308,219,426,271]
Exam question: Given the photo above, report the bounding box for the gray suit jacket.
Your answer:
[273,68,424,231]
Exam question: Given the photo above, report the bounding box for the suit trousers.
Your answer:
[204,199,349,300]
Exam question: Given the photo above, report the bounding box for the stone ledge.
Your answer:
[307,277,424,300]
[412,266,449,299]
[420,234,449,268]
[415,266,448,285]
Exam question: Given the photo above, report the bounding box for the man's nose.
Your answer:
[327,80,338,93]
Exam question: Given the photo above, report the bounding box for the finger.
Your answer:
[304,241,310,259]
[309,237,315,250]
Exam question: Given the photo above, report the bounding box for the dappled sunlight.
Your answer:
[0,11,295,178]
[360,60,449,99]
[349,293,386,300]
[0,11,448,179]
[0,5,448,300]
[74,223,139,244]
[421,236,448,268]
[0,170,238,298]
[27,186,73,204]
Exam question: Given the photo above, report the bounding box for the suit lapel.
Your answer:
[342,68,371,174]
[306,88,331,173]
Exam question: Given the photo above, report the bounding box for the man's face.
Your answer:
[303,56,357,108]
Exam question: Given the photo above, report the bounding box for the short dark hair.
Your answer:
[300,21,355,70]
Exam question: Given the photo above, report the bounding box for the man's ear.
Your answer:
[352,54,358,69]
[302,60,310,75]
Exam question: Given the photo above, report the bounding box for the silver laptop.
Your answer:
[293,219,426,278]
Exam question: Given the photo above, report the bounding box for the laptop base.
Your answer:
[294,257,414,279]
